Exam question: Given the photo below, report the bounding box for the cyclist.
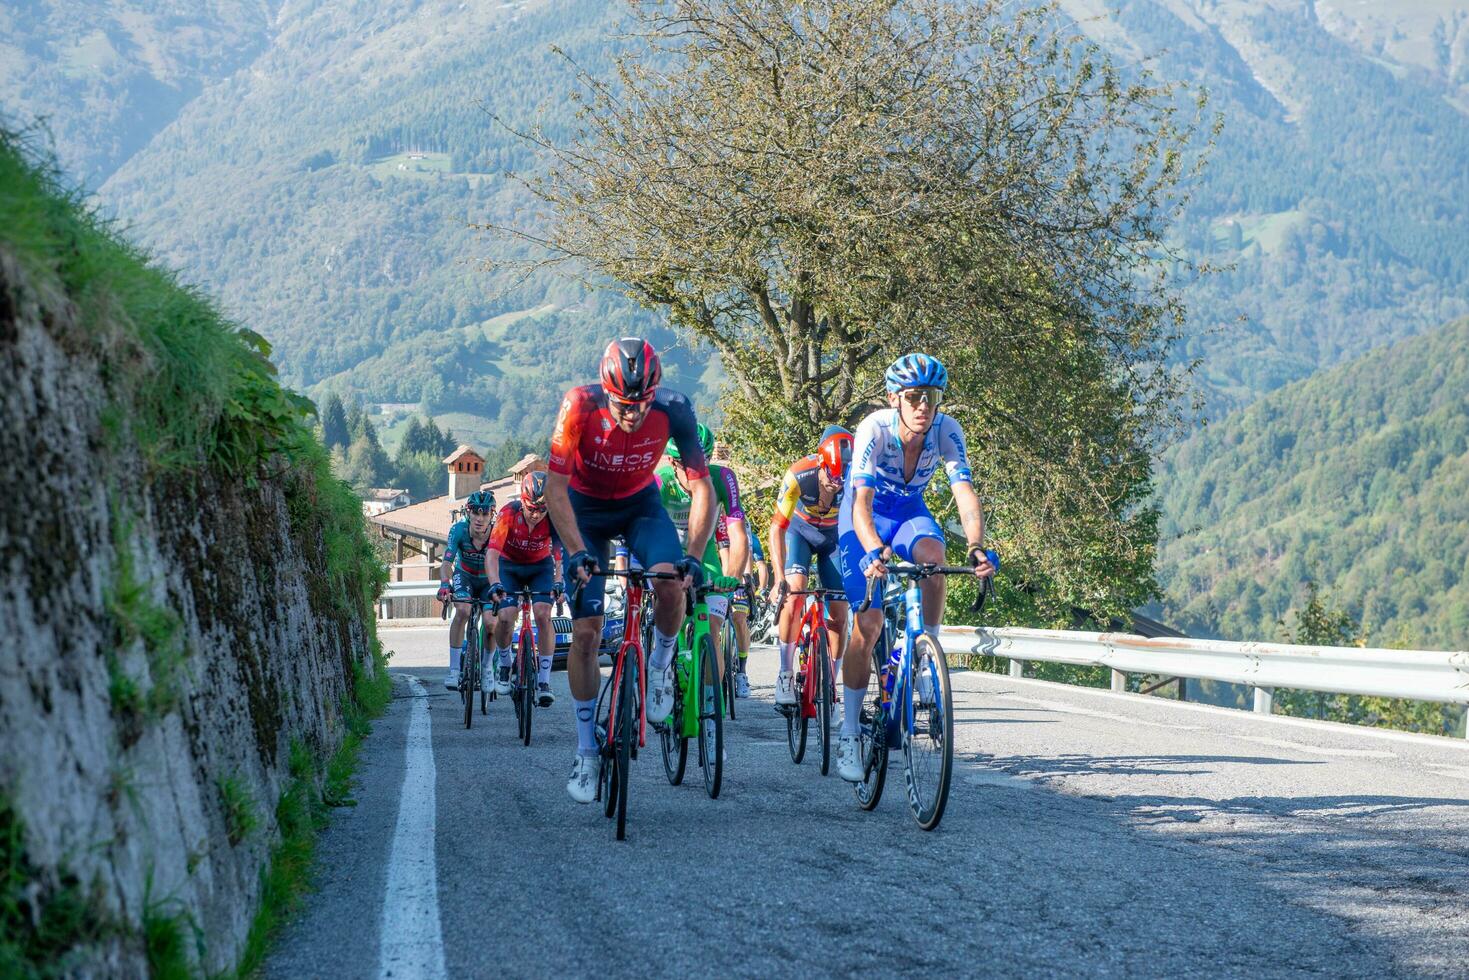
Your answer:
[437,489,499,691]
[834,353,995,782]
[768,425,854,708]
[721,514,766,698]
[546,337,716,804]
[484,471,565,708]
[654,422,748,683]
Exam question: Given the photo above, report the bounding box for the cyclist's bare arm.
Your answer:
[724,514,750,578]
[683,474,716,558]
[544,470,588,558]
[951,480,986,552]
[768,522,786,583]
[851,485,885,555]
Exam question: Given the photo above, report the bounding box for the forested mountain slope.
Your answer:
[0,0,277,186]
[1065,0,1469,408]
[85,0,1469,432]
[1156,317,1469,649]
[8,0,1468,445]
[96,0,699,445]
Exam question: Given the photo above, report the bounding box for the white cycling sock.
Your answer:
[449,645,460,671]
[650,627,678,671]
[537,655,553,684]
[833,656,843,684]
[842,687,866,737]
[778,641,794,673]
[574,698,598,757]
[496,646,512,670]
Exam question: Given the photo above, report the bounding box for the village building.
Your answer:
[361,488,410,517]
[370,448,549,614]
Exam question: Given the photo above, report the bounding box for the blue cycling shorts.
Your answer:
[451,571,497,606]
[495,557,557,612]
[563,483,683,620]
[783,516,845,599]
[836,490,944,609]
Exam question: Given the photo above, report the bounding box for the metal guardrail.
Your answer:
[383,580,444,599]
[938,625,1469,734]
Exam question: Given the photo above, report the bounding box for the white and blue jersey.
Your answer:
[850,409,971,511]
[838,409,973,607]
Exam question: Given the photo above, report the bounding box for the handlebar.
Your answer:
[773,583,847,618]
[855,562,995,614]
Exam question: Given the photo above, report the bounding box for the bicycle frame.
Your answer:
[606,574,651,750]
[673,587,736,739]
[868,565,982,741]
[788,590,837,720]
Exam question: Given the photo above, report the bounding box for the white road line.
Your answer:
[378,675,447,980]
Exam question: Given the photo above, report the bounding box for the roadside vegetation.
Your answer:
[0,125,390,974]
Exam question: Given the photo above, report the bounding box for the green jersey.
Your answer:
[655,462,744,573]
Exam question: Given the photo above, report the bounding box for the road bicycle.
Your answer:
[658,579,740,799]
[775,585,844,775]
[441,594,490,728]
[855,558,994,831]
[721,595,740,721]
[507,586,563,747]
[592,567,679,841]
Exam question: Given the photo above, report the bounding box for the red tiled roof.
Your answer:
[371,476,516,544]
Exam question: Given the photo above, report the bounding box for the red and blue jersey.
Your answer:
[548,384,709,499]
[488,500,563,565]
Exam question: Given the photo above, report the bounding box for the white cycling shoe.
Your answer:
[566,755,597,804]
[836,734,864,783]
[444,668,460,691]
[647,662,676,723]
[735,673,751,699]
[494,667,514,696]
[774,671,796,706]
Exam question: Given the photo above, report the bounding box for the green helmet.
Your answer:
[667,422,715,462]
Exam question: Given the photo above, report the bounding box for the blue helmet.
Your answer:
[885,353,948,393]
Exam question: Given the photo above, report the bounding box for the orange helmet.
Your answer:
[817,426,853,480]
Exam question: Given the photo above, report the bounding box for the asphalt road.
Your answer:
[264,626,1469,978]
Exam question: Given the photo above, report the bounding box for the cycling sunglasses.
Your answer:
[899,386,943,407]
[608,393,654,411]
[467,505,493,515]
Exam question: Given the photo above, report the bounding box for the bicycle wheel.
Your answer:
[854,646,889,811]
[519,629,535,747]
[721,616,738,721]
[462,626,478,729]
[785,639,808,764]
[660,661,688,785]
[814,629,832,776]
[699,635,723,799]
[510,636,524,733]
[903,634,953,831]
[614,653,636,840]
[481,627,490,715]
[598,673,617,818]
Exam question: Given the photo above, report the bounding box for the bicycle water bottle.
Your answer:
[882,637,902,699]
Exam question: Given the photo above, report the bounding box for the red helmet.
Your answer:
[817,426,853,479]
[520,470,547,506]
[599,337,662,402]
